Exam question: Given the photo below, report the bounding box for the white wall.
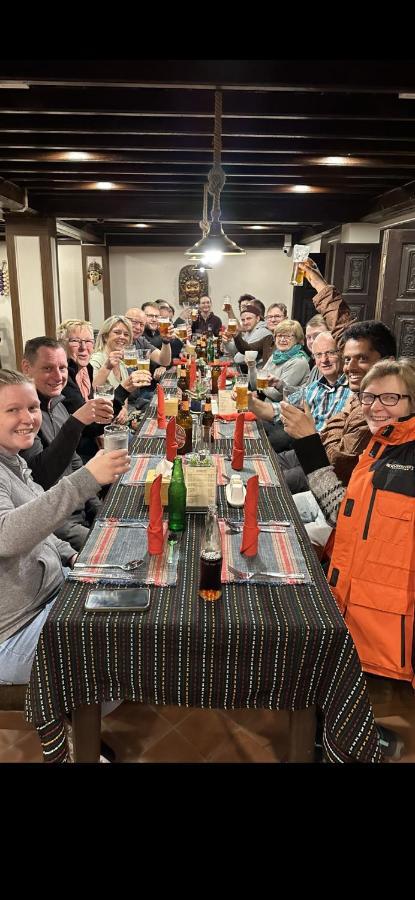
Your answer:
[57,243,84,321]
[341,223,381,243]
[109,246,294,319]
[0,241,16,369]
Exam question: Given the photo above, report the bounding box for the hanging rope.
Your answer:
[208,89,226,222]
[199,182,209,236]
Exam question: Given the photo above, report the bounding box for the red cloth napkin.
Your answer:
[166,416,178,462]
[189,357,197,390]
[217,411,256,422]
[240,475,260,557]
[157,384,167,429]
[148,474,164,555]
[218,365,229,390]
[231,412,245,470]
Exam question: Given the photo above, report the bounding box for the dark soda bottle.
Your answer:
[176,393,193,455]
[199,506,222,601]
[202,396,214,444]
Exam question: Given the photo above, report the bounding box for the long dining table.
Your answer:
[24,373,382,763]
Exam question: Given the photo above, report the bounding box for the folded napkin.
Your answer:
[217,411,256,422]
[218,365,229,390]
[166,415,178,462]
[240,475,260,557]
[157,384,167,429]
[148,474,164,555]
[189,357,197,390]
[231,412,245,470]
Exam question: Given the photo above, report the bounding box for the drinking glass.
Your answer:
[94,384,115,402]
[256,371,270,391]
[158,317,170,337]
[136,349,151,371]
[283,385,305,409]
[227,319,238,335]
[124,346,138,371]
[103,424,129,452]
[235,375,249,412]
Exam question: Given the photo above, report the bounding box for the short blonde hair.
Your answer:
[0,369,31,391]
[275,318,304,344]
[56,319,94,343]
[94,316,133,352]
[360,357,415,408]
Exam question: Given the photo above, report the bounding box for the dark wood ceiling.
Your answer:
[1,59,415,246]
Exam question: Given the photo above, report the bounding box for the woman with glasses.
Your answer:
[280,358,415,709]
[246,319,309,401]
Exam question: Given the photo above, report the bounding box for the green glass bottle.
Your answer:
[168,456,187,533]
[206,331,215,364]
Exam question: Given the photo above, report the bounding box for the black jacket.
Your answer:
[62,359,126,462]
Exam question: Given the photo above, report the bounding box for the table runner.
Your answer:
[213,419,260,441]
[212,454,280,487]
[120,454,163,485]
[25,404,382,764]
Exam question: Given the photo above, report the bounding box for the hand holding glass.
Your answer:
[282,385,305,409]
[235,375,249,412]
[103,424,129,453]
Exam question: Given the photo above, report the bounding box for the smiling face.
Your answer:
[342,337,382,393]
[199,296,212,316]
[266,306,286,329]
[274,329,297,351]
[361,374,413,434]
[144,306,160,331]
[105,322,131,353]
[66,325,94,367]
[22,346,68,398]
[241,311,260,333]
[313,332,341,383]
[0,383,42,453]
[125,308,145,340]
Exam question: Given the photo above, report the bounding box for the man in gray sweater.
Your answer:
[221,305,274,367]
[21,337,112,550]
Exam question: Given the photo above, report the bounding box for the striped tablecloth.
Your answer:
[25,403,381,764]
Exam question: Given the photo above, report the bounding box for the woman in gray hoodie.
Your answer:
[0,370,130,685]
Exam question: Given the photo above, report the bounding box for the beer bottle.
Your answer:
[199,506,222,601]
[177,365,188,399]
[202,396,214,444]
[211,364,221,395]
[168,457,187,533]
[176,392,193,456]
[206,332,215,364]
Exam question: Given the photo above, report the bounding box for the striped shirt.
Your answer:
[274,374,351,432]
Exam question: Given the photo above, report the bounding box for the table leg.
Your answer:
[288,706,317,763]
[72,703,101,763]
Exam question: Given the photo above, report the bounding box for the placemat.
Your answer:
[212,454,280,487]
[219,519,311,585]
[68,520,179,586]
[120,454,163,484]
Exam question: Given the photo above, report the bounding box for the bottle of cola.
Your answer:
[199,506,222,602]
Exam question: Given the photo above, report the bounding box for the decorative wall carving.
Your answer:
[394,316,415,358]
[406,251,415,292]
[343,254,369,293]
[179,265,208,306]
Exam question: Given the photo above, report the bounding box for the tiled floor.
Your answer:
[0,688,414,763]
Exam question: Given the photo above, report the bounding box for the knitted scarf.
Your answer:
[272,343,309,365]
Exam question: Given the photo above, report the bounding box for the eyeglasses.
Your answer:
[314,350,339,361]
[359,392,410,407]
[146,314,159,320]
[126,318,143,326]
[68,338,94,346]
[276,332,296,340]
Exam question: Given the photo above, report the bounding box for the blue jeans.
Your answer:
[0,595,59,685]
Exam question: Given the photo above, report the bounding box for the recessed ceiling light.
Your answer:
[133,223,150,228]
[319,156,350,166]
[399,93,415,100]
[247,225,267,230]
[292,184,312,192]
[95,181,115,190]
[65,151,91,161]
[0,81,29,89]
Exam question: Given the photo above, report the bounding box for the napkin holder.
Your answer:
[164,396,178,417]
[144,461,217,508]
[218,390,237,415]
[144,469,170,506]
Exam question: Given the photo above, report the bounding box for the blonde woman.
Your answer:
[247,318,310,401]
[90,316,152,425]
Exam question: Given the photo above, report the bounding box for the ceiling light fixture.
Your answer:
[292,184,312,192]
[65,151,91,161]
[133,223,150,228]
[319,156,350,166]
[0,81,29,89]
[95,181,115,190]
[185,90,245,261]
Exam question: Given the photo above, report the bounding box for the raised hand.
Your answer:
[72,398,113,426]
[298,258,326,291]
[86,448,131,485]
[280,400,316,438]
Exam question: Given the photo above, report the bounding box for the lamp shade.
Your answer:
[185,221,245,258]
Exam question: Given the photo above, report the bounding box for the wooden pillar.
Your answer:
[5,215,61,368]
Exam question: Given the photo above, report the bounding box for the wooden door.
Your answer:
[377,229,415,358]
[331,242,380,322]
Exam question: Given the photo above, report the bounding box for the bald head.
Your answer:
[125,307,146,340]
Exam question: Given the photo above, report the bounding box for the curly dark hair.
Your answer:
[339,320,396,358]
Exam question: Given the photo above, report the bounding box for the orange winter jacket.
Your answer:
[327,415,415,686]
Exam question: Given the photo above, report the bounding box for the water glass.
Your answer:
[94,384,115,402]
[283,385,305,409]
[103,425,129,452]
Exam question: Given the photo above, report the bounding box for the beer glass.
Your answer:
[222,294,232,312]
[124,346,138,371]
[235,375,249,412]
[176,323,188,341]
[289,244,310,286]
[158,317,170,337]
[256,371,270,391]
[94,384,115,402]
[191,307,199,322]
[283,385,305,409]
[137,349,151,371]
[227,318,238,335]
[290,262,305,286]
[103,424,129,452]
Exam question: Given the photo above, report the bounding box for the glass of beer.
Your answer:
[223,294,232,312]
[137,349,151,371]
[191,307,199,322]
[124,346,138,370]
[290,262,305,286]
[158,317,170,337]
[103,424,129,452]
[177,323,188,341]
[256,372,270,391]
[235,375,249,412]
[227,318,238,335]
[289,244,310,286]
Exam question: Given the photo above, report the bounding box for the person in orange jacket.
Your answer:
[280,357,415,758]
